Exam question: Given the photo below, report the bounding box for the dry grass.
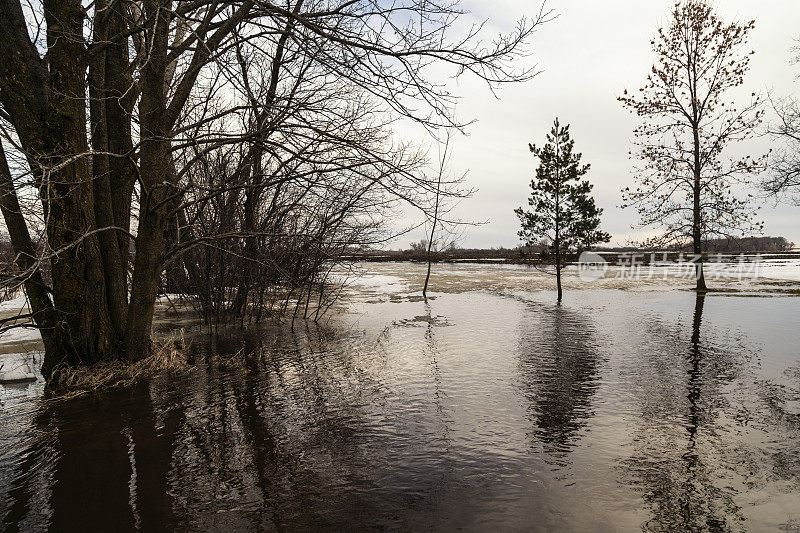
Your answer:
[46,331,193,401]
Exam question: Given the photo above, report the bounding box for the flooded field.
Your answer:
[1,262,800,531]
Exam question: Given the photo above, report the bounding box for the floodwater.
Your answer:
[1,262,800,531]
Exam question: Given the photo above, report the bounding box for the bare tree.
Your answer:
[423,133,463,298]
[0,0,549,378]
[619,0,765,291]
[763,41,800,203]
[170,95,420,326]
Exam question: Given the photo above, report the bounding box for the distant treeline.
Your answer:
[341,235,796,263]
[595,236,795,253]
[693,236,795,253]
[2,235,796,277]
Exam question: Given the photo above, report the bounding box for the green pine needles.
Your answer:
[515,118,610,300]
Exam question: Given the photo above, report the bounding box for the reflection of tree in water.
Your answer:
[420,299,454,484]
[2,382,182,531]
[3,314,524,531]
[0,324,395,531]
[5,295,799,530]
[516,301,601,460]
[621,294,746,532]
[163,326,394,530]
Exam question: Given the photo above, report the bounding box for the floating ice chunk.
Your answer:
[0,363,37,384]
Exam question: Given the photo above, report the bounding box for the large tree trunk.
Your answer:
[40,0,117,374]
[124,0,173,360]
[125,201,168,360]
[1,0,120,376]
[124,140,173,359]
[88,0,131,340]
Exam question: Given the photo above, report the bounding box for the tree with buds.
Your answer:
[619,1,766,291]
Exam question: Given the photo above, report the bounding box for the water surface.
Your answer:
[1,263,799,531]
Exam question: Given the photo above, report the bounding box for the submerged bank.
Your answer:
[1,262,800,530]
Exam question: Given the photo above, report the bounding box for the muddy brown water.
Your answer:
[1,265,800,531]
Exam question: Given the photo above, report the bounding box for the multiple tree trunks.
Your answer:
[0,0,248,376]
[1,0,120,375]
[0,0,182,376]
[0,0,541,380]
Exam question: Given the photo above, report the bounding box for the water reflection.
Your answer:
[516,301,600,460]
[421,300,452,451]
[2,383,180,531]
[165,329,383,530]
[621,294,745,532]
[1,288,800,531]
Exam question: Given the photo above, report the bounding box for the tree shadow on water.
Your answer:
[2,381,182,532]
[516,301,602,464]
[620,293,746,532]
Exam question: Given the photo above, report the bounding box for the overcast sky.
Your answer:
[394,0,800,249]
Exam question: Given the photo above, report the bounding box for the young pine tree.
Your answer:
[515,119,610,301]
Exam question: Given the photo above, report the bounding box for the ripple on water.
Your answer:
[1,278,799,531]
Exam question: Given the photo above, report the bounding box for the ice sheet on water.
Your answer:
[0,295,28,313]
[0,327,42,344]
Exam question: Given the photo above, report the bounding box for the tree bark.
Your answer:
[44,0,117,372]
[89,0,130,340]
[124,0,173,360]
[0,142,59,368]
[692,126,707,292]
